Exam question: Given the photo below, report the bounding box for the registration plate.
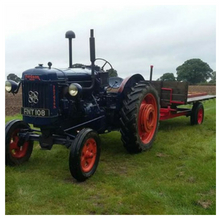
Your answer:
[21,107,50,117]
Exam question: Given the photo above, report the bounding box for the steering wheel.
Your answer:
[95,58,113,71]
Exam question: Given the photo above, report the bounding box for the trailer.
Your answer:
[148,78,216,124]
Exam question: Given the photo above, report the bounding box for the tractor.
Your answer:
[5,29,214,181]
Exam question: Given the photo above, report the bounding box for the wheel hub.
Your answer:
[9,130,28,159]
[138,93,158,144]
[197,108,203,124]
[140,104,155,133]
[81,138,97,173]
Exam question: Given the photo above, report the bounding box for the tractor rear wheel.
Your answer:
[120,83,160,153]
[69,128,101,182]
[190,102,204,125]
[5,120,33,165]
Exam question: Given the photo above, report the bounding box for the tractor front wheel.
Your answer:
[5,120,33,166]
[69,128,101,182]
[120,83,160,153]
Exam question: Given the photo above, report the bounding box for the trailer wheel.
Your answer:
[69,128,101,182]
[5,120,33,166]
[191,102,204,125]
[120,83,160,153]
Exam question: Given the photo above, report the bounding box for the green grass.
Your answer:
[5,100,216,214]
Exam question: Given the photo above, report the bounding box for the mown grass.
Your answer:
[5,100,216,215]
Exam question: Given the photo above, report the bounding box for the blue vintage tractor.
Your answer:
[5,29,160,181]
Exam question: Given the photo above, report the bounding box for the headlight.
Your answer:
[68,83,82,96]
[5,81,12,92]
[5,80,19,93]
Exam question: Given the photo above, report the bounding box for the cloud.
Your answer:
[5,4,216,80]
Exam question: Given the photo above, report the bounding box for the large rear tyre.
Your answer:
[190,102,204,125]
[5,120,33,166]
[69,128,101,182]
[120,83,160,153]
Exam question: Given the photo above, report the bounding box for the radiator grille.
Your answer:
[22,81,50,109]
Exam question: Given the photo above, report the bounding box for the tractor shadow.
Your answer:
[100,116,192,156]
[158,116,192,132]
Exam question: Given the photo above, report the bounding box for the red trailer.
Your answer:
[149,80,216,125]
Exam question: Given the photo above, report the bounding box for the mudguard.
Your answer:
[118,73,145,95]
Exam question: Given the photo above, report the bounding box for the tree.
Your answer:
[176,59,213,84]
[107,68,118,77]
[209,71,216,84]
[7,73,21,83]
[157,73,176,81]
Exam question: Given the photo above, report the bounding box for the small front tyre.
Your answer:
[69,128,101,182]
[5,120,33,166]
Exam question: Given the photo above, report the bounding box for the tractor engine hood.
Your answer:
[22,64,93,82]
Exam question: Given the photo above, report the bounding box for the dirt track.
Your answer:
[5,89,22,116]
[5,85,216,116]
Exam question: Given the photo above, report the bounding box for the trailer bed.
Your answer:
[187,94,216,104]
[158,89,216,121]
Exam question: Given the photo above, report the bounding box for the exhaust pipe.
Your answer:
[65,30,76,68]
[89,29,96,87]
[149,65,153,81]
[82,29,96,90]
[90,29,96,64]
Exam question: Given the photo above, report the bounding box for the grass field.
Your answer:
[5,100,216,215]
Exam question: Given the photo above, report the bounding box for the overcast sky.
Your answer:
[4,1,216,80]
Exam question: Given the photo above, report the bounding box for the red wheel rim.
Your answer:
[9,129,29,158]
[80,138,97,173]
[138,93,158,144]
[197,108,203,124]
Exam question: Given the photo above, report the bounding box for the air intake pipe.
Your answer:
[65,30,76,68]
